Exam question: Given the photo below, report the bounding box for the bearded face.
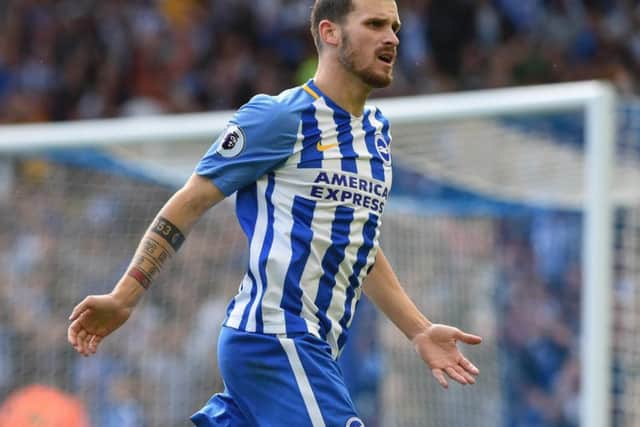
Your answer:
[338,30,395,88]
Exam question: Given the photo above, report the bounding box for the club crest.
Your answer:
[345,417,364,427]
[375,135,391,165]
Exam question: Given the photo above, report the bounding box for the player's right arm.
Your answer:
[67,173,224,356]
[68,93,295,357]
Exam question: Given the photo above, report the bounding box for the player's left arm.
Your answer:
[362,248,482,388]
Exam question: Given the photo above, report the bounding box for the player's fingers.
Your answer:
[85,335,95,355]
[68,315,89,348]
[88,335,103,354]
[445,366,468,385]
[76,329,89,355]
[456,330,482,345]
[69,296,94,321]
[460,357,479,376]
[454,365,476,384]
[67,321,80,346]
[432,368,448,389]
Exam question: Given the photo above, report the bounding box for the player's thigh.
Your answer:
[218,327,362,427]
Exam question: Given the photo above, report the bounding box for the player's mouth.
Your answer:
[377,52,395,66]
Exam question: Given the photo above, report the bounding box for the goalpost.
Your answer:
[379,81,617,427]
[0,81,626,427]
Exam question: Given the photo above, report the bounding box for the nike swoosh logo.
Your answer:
[316,141,338,152]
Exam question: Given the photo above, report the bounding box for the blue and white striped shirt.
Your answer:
[196,80,393,358]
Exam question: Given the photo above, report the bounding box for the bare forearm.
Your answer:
[362,248,431,340]
[112,174,224,306]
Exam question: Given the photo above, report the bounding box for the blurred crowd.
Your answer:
[0,159,386,426]
[495,213,584,427]
[0,159,630,427]
[0,1,637,426]
[0,160,248,426]
[2,0,640,124]
[495,209,632,427]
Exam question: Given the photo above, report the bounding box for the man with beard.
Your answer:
[67,1,482,425]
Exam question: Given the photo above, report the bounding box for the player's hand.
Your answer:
[413,324,482,389]
[67,293,132,357]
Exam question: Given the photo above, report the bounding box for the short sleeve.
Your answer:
[195,94,299,196]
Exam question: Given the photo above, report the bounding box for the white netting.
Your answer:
[0,159,245,425]
[612,105,640,427]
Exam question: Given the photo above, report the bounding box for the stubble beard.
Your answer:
[338,33,393,89]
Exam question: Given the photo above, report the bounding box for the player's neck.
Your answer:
[313,63,371,117]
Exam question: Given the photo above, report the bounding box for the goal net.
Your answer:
[0,82,634,427]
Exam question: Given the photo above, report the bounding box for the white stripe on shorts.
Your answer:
[278,337,326,427]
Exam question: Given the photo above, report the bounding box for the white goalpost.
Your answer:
[0,81,625,427]
[381,81,617,427]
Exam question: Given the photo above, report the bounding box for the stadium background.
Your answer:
[0,0,638,426]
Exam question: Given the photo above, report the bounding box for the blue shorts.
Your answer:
[191,326,364,427]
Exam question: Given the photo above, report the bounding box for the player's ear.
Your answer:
[318,19,340,48]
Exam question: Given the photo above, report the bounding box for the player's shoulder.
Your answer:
[235,86,316,132]
[245,86,315,115]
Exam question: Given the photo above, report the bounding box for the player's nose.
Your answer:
[384,27,400,47]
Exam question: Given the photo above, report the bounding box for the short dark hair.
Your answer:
[310,0,354,50]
